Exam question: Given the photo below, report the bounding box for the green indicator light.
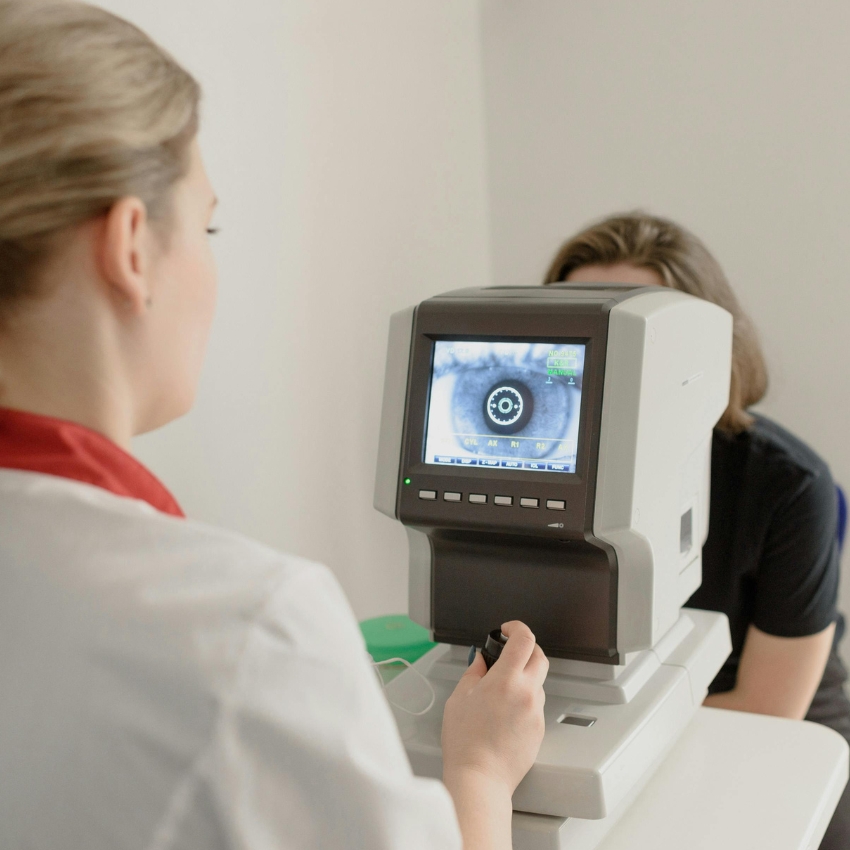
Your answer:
[403,477,412,485]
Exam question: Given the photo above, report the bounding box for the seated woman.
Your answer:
[543,211,849,849]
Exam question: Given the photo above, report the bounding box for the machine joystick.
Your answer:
[482,629,508,670]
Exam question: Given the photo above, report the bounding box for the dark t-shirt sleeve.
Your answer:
[752,465,840,638]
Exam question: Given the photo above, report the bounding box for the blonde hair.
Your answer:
[544,212,768,434]
[0,0,200,307]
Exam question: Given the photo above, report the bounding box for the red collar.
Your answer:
[0,407,184,518]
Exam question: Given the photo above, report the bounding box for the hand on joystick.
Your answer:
[441,621,549,850]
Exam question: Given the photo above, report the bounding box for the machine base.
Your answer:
[511,749,659,850]
[386,608,730,822]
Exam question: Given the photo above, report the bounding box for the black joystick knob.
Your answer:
[482,629,508,670]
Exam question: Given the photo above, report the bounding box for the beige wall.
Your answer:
[95,0,492,620]
[480,2,850,652]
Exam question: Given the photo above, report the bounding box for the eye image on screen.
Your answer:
[423,340,586,473]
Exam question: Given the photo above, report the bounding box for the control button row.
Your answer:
[418,489,566,511]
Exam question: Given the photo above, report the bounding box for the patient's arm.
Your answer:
[704,623,835,719]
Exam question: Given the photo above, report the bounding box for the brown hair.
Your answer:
[0,0,201,309]
[544,211,767,433]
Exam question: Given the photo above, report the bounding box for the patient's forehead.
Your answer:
[566,263,664,287]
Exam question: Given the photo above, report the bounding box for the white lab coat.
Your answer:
[0,468,462,850]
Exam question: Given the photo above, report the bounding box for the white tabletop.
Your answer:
[513,707,849,850]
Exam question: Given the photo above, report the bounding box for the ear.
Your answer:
[97,196,152,315]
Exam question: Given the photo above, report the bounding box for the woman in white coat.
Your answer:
[0,3,548,849]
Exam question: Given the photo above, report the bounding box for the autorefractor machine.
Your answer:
[374,284,734,848]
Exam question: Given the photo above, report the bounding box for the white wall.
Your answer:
[480,2,850,641]
[95,0,491,620]
[97,0,850,643]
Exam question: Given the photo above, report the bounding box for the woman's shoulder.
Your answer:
[719,413,837,511]
[746,414,832,478]
[0,468,354,663]
[155,516,359,650]
[715,413,830,478]
[125,513,365,671]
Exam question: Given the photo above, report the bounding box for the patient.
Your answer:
[544,212,849,849]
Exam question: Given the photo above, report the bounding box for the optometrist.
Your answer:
[0,4,548,850]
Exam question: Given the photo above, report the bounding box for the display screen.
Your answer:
[423,340,586,473]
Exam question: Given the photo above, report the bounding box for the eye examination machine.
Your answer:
[374,284,735,848]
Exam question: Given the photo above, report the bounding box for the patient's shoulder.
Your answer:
[746,414,832,480]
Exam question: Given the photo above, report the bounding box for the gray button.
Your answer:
[443,491,461,502]
[418,490,437,500]
[546,499,566,510]
[520,497,539,508]
[469,493,487,504]
[494,495,513,506]
[559,714,596,728]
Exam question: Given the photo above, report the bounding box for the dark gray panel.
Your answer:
[431,531,618,662]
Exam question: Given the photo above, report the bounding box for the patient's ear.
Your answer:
[97,196,152,315]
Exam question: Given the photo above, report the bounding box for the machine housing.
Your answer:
[375,284,732,663]
[373,284,734,832]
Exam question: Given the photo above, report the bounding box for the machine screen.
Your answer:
[423,340,586,473]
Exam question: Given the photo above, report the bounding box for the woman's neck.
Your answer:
[0,277,135,450]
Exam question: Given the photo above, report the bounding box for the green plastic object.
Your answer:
[360,614,437,664]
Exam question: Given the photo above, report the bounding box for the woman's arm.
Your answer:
[441,770,513,850]
[442,620,549,850]
[704,622,835,719]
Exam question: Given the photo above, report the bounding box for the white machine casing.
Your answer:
[594,288,730,652]
[374,285,734,836]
